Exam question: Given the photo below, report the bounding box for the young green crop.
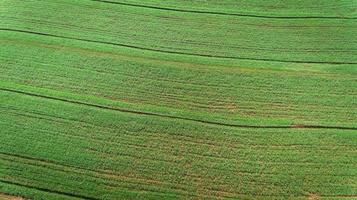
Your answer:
[0,0,356,199]
[1,91,356,199]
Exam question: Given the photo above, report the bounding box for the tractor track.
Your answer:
[1,88,356,131]
[0,28,356,65]
[0,179,99,200]
[89,0,357,20]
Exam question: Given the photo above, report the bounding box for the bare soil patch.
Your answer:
[0,193,25,200]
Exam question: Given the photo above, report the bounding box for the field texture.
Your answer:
[0,0,357,199]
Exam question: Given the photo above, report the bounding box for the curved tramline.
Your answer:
[91,0,357,19]
[2,28,356,65]
[0,91,356,199]
[1,87,356,131]
[0,0,356,199]
[1,0,356,63]
[0,31,355,127]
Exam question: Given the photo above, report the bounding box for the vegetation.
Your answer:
[0,0,356,199]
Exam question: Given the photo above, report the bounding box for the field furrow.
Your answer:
[0,0,356,199]
[1,90,357,199]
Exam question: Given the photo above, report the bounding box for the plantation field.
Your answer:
[0,0,356,199]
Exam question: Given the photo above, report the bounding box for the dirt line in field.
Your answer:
[89,0,357,20]
[0,193,25,200]
[0,153,312,199]
[2,147,356,198]
[1,88,356,131]
[0,180,98,200]
[0,152,269,199]
[0,154,194,198]
[0,28,355,65]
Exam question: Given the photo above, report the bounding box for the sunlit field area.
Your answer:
[0,0,356,199]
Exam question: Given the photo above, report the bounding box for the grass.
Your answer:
[0,0,356,199]
[1,0,357,63]
[1,91,356,199]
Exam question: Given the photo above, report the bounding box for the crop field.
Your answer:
[0,0,356,199]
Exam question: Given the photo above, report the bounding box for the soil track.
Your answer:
[0,193,24,200]
[90,0,357,20]
[0,180,98,200]
[1,88,356,131]
[1,28,355,65]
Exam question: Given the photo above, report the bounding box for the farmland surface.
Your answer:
[0,0,357,199]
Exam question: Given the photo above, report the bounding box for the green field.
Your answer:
[0,0,356,199]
